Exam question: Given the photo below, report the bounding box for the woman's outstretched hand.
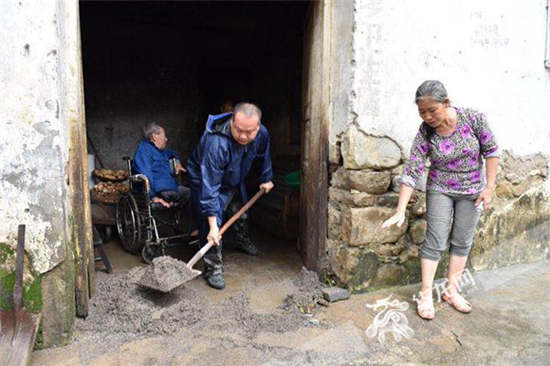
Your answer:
[382,211,406,228]
[475,186,494,210]
[382,184,413,228]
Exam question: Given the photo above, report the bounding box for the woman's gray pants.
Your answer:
[419,191,482,261]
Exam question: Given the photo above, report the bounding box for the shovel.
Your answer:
[135,189,265,292]
[0,225,42,366]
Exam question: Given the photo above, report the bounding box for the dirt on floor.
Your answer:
[78,265,325,341]
[282,267,324,314]
[34,259,550,365]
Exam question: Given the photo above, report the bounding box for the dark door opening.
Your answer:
[80,1,312,272]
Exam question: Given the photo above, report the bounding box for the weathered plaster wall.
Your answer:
[329,0,354,163]
[0,0,68,274]
[0,0,85,347]
[350,0,550,158]
[326,0,550,291]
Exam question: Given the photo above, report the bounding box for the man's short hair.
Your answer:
[143,122,163,140]
[233,102,262,122]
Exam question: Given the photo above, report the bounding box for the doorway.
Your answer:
[79,1,327,279]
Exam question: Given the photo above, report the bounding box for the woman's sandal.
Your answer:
[442,293,472,313]
[416,298,435,320]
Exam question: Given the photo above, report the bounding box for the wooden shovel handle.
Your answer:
[186,240,216,270]
[186,189,265,269]
[219,189,265,234]
[14,224,25,311]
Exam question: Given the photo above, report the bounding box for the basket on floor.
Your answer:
[91,182,129,204]
[92,169,129,182]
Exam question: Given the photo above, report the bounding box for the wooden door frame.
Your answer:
[71,0,94,316]
[300,0,331,272]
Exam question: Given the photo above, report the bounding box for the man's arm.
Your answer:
[256,129,274,193]
[199,137,228,245]
[207,216,221,246]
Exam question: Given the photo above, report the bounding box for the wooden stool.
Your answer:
[93,224,112,273]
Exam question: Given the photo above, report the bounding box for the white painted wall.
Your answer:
[0,1,69,273]
[329,0,355,163]
[349,0,550,158]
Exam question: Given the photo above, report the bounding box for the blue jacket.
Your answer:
[132,140,179,198]
[187,112,273,219]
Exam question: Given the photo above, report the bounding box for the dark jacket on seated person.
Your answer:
[132,140,179,198]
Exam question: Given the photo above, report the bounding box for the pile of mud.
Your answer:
[134,256,200,292]
[282,267,324,314]
[80,268,207,336]
[79,266,325,339]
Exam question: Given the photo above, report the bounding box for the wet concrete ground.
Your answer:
[31,231,550,365]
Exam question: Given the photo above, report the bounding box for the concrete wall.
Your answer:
[0,0,68,274]
[349,0,550,158]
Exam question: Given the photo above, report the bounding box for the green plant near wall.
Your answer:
[0,242,42,313]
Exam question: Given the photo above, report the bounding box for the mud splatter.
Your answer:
[282,267,324,314]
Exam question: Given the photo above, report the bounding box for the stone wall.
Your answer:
[494,151,548,199]
[328,124,428,292]
[471,151,550,270]
[327,124,550,292]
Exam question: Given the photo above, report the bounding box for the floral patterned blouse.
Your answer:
[401,107,499,195]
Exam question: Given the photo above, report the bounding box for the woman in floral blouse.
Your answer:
[383,80,499,320]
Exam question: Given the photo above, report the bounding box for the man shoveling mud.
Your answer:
[187,102,274,289]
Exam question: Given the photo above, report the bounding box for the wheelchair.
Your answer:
[115,156,196,264]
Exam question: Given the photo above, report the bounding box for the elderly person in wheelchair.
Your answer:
[116,122,196,262]
[132,122,190,208]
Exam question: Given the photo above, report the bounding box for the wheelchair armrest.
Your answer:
[130,174,149,186]
[129,174,151,204]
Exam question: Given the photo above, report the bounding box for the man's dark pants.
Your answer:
[191,190,249,276]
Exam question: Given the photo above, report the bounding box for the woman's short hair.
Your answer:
[415,80,448,103]
[143,122,163,140]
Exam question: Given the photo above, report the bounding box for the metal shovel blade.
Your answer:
[134,190,265,293]
[133,256,202,293]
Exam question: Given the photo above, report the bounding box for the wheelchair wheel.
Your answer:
[142,244,162,264]
[116,193,142,254]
